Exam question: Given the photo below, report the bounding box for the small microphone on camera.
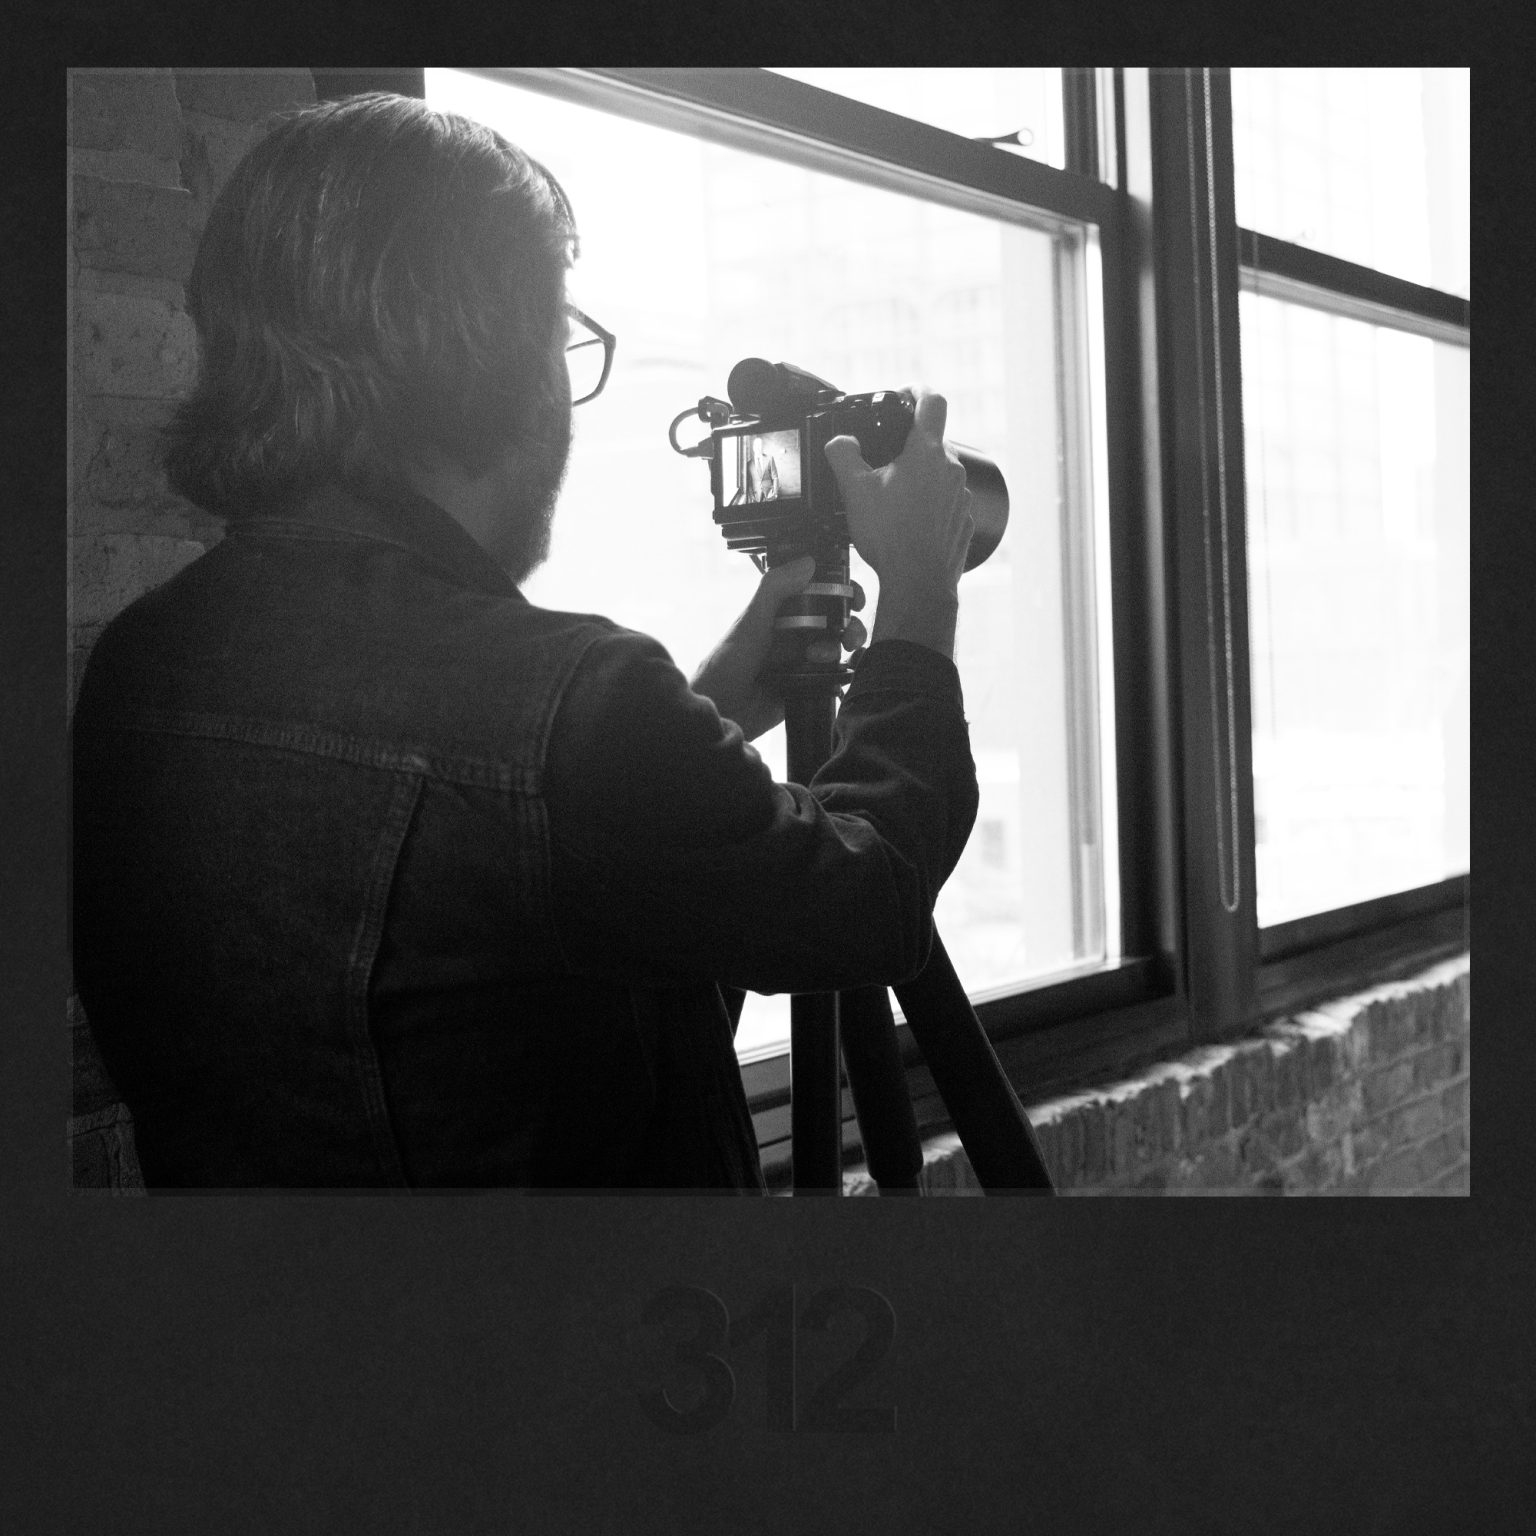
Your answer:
[727,359,838,419]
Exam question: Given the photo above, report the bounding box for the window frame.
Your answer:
[427,68,1470,1185]
[1221,72,1471,1032]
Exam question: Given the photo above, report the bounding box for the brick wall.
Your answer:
[68,70,318,1190]
[845,953,1471,1196]
[68,69,317,703]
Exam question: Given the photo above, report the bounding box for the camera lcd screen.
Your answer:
[731,428,802,505]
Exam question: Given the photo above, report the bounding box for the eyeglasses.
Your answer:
[565,305,616,407]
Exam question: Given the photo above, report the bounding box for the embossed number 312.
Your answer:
[637,1284,896,1434]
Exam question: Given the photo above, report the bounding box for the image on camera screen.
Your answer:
[733,428,801,504]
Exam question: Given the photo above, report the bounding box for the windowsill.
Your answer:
[739,952,1168,1097]
[746,954,1178,1182]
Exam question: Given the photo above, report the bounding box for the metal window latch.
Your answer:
[971,128,1035,149]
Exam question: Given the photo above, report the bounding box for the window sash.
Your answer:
[459,67,1118,234]
[1239,229,1470,341]
[457,66,1160,982]
[1232,123,1468,958]
[1260,874,1468,964]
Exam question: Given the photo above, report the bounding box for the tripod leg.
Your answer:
[784,689,846,1195]
[839,986,923,1194]
[791,990,843,1192]
[892,934,1056,1192]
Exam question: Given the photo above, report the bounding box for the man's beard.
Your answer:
[486,400,573,587]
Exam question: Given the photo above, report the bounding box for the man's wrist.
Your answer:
[869,581,959,659]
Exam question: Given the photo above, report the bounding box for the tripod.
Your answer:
[781,682,1057,1196]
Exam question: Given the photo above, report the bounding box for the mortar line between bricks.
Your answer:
[1352,1117,1469,1172]
[1419,1156,1470,1188]
[1358,1033,1468,1068]
[1356,1073,1470,1134]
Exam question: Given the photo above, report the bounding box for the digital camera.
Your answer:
[670,357,1009,685]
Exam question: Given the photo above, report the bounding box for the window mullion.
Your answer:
[1105,69,1182,976]
[1063,68,1099,179]
[1147,66,1260,1043]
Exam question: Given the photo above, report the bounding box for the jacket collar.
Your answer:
[229,480,520,599]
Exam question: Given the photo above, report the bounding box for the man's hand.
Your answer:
[691,555,868,740]
[823,388,973,660]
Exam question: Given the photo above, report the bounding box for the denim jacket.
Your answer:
[71,482,979,1189]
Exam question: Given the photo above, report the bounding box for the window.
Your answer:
[419,70,1468,1180]
[1241,298,1469,926]
[426,70,1118,1064]
[1232,69,1470,931]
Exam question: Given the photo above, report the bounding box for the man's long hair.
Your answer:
[163,92,578,519]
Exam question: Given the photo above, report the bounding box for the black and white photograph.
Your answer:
[67,66,1470,1200]
[13,58,1519,1535]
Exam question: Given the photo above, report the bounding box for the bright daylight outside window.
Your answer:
[1231,68,1469,299]
[427,70,1117,1059]
[1232,69,1469,928]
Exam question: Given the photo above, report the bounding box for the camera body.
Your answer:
[710,384,916,566]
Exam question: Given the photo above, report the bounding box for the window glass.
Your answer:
[427,70,1114,1059]
[767,68,1067,170]
[1231,68,1469,298]
[1241,292,1469,926]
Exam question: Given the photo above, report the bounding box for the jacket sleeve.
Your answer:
[542,630,979,995]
